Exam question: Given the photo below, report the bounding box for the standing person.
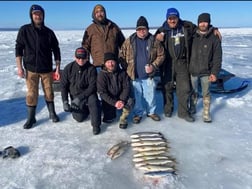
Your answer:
[61,47,102,135]
[15,4,60,129]
[189,13,222,122]
[119,16,165,124]
[97,52,134,129]
[155,8,196,122]
[82,4,125,68]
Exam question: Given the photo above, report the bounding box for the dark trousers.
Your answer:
[101,100,116,120]
[72,94,101,127]
[162,62,191,117]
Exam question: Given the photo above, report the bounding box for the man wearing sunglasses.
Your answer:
[61,47,101,135]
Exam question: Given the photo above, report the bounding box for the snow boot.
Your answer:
[46,101,60,122]
[189,92,198,114]
[203,96,212,123]
[93,126,101,135]
[23,106,37,129]
[119,108,130,129]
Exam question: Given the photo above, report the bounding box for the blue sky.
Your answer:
[1,1,251,29]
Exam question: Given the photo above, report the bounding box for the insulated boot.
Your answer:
[46,101,60,122]
[23,106,37,129]
[189,92,198,114]
[93,126,101,135]
[203,96,212,123]
[119,108,130,129]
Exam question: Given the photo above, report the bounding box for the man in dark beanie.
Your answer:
[198,13,211,25]
[119,16,165,124]
[61,47,102,135]
[189,13,222,122]
[82,4,125,68]
[97,52,134,129]
[15,4,61,129]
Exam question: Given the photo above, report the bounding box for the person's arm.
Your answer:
[16,56,25,78]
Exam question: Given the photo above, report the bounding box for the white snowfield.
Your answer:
[0,28,251,189]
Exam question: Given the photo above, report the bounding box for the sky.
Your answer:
[1,1,252,30]
[0,28,252,189]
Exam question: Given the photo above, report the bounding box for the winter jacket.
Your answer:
[15,6,61,73]
[61,61,97,102]
[119,33,165,80]
[155,20,196,83]
[97,65,131,107]
[189,27,222,77]
[82,19,125,67]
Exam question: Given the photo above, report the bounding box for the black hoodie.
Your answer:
[15,4,61,73]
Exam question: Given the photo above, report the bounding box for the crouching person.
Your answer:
[97,52,134,129]
[61,47,101,135]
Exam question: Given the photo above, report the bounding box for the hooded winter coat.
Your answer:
[82,4,125,67]
[189,27,222,77]
[15,5,61,73]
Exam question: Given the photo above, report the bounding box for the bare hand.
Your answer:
[209,74,217,82]
[115,100,124,110]
[156,32,164,42]
[17,68,25,78]
[145,64,154,74]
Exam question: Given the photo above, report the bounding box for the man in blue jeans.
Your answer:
[119,16,165,124]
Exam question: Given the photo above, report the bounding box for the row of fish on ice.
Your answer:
[107,131,177,178]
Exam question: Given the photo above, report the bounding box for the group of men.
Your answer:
[15,4,222,135]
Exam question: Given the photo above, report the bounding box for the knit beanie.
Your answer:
[104,52,117,63]
[166,8,180,19]
[198,13,211,24]
[75,47,88,59]
[136,16,149,30]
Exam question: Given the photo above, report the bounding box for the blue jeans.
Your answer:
[132,78,157,117]
[191,75,210,97]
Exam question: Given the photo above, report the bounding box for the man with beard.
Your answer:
[82,4,125,68]
[15,4,60,129]
[189,13,222,122]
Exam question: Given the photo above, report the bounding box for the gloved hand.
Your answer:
[71,98,80,111]
[63,101,71,112]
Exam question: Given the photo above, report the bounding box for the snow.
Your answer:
[0,28,252,189]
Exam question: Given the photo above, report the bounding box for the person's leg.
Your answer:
[201,76,211,122]
[88,94,101,135]
[41,72,59,122]
[24,71,39,129]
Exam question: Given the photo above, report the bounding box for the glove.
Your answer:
[63,101,71,112]
[71,98,80,111]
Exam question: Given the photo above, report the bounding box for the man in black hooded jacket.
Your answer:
[15,4,60,129]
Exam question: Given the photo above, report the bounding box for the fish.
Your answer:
[131,140,167,147]
[131,136,167,143]
[132,145,169,152]
[133,150,168,157]
[130,132,163,139]
[132,155,175,163]
[137,164,176,172]
[144,170,176,178]
[111,144,129,160]
[134,159,176,168]
[107,141,130,159]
